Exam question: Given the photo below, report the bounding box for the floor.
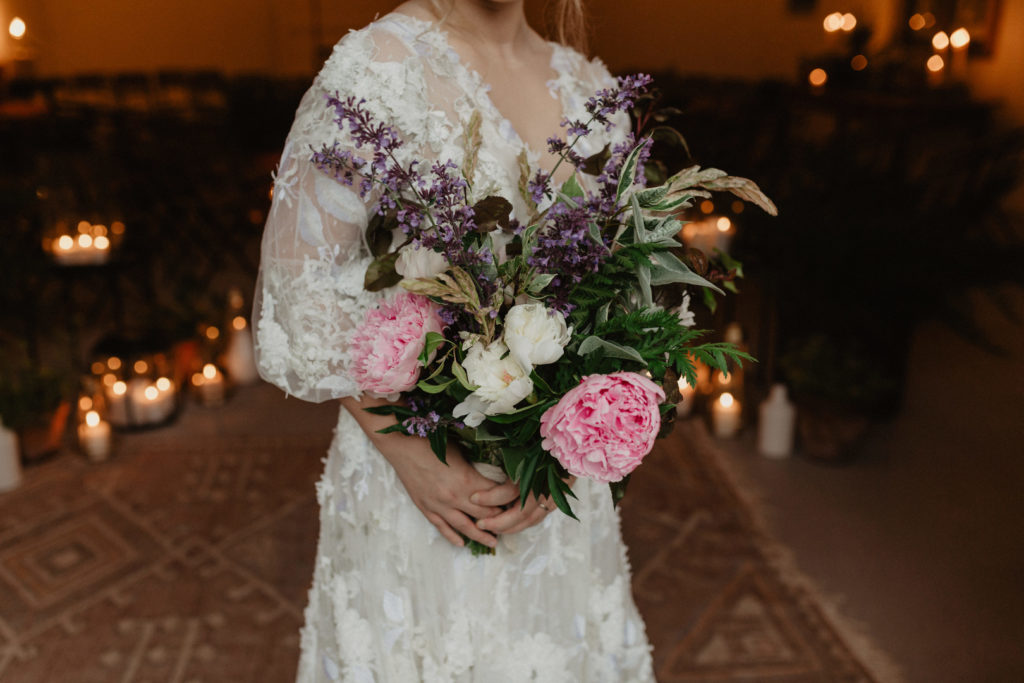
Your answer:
[718,286,1024,682]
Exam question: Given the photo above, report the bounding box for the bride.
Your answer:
[253,0,656,680]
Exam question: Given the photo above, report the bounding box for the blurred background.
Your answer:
[1,1,1022,682]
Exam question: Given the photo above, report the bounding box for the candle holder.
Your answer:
[42,218,124,267]
[88,336,181,430]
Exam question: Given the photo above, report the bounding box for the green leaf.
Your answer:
[416,378,455,394]
[364,252,403,291]
[502,445,530,482]
[375,423,408,435]
[451,360,478,391]
[529,369,554,396]
[547,467,579,520]
[560,173,585,200]
[580,143,611,176]
[527,273,556,295]
[428,428,448,464]
[596,302,611,325]
[363,405,416,418]
[635,255,653,309]
[577,336,647,365]
[635,185,669,209]
[419,331,447,365]
[472,196,514,233]
[649,251,723,293]
[517,450,542,508]
[631,194,646,244]
[617,139,649,201]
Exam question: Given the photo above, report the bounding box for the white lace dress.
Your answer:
[253,13,655,683]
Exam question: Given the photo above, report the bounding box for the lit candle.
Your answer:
[106,380,130,426]
[927,53,946,88]
[712,392,742,438]
[681,216,734,254]
[950,27,970,79]
[78,411,112,462]
[0,417,22,492]
[194,363,225,406]
[676,377,696,417]
[223,316,259,385]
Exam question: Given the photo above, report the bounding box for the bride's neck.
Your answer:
[447,1,528,46]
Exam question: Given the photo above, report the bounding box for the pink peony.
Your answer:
[350,292,443,396]
[540,372,666,483]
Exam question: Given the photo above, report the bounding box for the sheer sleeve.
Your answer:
[252,25,456,402]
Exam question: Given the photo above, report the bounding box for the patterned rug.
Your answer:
[0,386,889,682]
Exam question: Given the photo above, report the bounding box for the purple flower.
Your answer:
[584,73,653,130]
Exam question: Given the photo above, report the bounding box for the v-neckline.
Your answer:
[385,11,571,170]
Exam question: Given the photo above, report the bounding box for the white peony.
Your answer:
[502,303,571,373]
[395,244,448,279]
[453,341,533,427]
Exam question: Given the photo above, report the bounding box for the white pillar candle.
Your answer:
[0,418,23,492]
[223,317,259,385]
[78,411,112,462]
[105,380,130,426]
[712,392,742,438]
[676,377,696,417]
[195,364,225,406]
[758,384,796,458]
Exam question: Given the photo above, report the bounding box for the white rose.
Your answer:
[395,244,448,279]
[452,341,533,427]
[502,303,571,372]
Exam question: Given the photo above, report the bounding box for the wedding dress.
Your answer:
[253,12,655,683]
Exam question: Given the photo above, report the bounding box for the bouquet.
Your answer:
[314,73,776,554]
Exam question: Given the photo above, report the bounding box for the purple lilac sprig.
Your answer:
[534,73,653,204]
[527,203,608,314]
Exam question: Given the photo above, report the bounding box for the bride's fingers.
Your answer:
[446,509,498,548]
[425,511,466,548]
[503,507,549,535]
[476,499,539,533]
[469,481,519,507]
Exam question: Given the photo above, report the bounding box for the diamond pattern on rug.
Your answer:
[0,513,138,609]
[0,385,888,682]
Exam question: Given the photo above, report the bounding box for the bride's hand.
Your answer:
[380,437,505,549]
[469,477,575,536]
[341,396,502,549]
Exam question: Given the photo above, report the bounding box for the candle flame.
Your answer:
[78,234,93,248]
[134,360,148,374]
[79,396,93,411]
[232,315,247,331]
[841,13,857,32]
[94,235,110,250]
[202,364,218,380]
[107,356,122,370]
[144,386,159,401]
[156,377,172,391]
[77,220,92,234]
[927,54,945,72]
[57,235,74,251]
[809,68,828,87]
[908,13,926,31]
[191,372,205,387]
[9,17,26,40]
[85,411,101,427]
[932,31,950,50]
[719,392,735,408]
[950,28,970,49]
[716,217,732,232]
[112,381,127,396]
[823,12,843,32]
[205,326,220,341]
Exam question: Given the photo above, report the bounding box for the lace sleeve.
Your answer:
[252,26,443,402]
